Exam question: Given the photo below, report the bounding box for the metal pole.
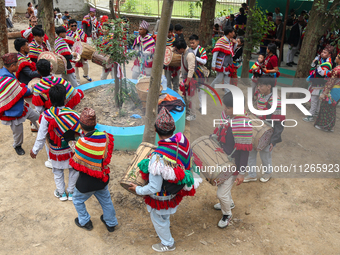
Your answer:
[279,0,290,66]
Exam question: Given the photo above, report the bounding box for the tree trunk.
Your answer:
[198,0,216,48]
[37,1,45,26]
[113,63,120,108]
[41,0,55,49]
[109,0,116,19]
[240,0,256,79]
[293,0,340,92]
[0,0,8,68]
[142,0,174,144]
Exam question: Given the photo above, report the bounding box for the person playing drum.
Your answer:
[132,20,155,79]
[55,26,79,88]
[128,107,199,252]
[243,76,285,183]
[28,27,50,63]
[212,92,252,228]
[164,24,180,92]
[67,19,93,83]
[69,108,118,232]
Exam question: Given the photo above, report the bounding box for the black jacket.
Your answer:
[287,23,302,47]
[18,66,40,85]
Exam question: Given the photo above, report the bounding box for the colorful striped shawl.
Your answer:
[256,93,285,121]
[197,45,207,60]
[166,36,175,47]
[16,53,37,80]
[211,36,234,57]
[32,76,83,109]
[0,77,27,115]
[70,130,114,182]
[133,34,155,53]
[66,29,87,42]
[42,106,81,147]
[154,132,191,170]
[28,40,48,60]
[214,112,253,151]
[55,37,72,56]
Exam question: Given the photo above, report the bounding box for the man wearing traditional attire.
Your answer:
[132,20,155,79]
[210,27,238,93]
[304,45,333,122]
[21,16,51,50]
[30,85,81,201]
[244,76,285,183]
[67,19,92,83]
[164,24,180,92]
[0,53,39,155]
[129,107,200,252]
[82,8,99,45]
[70,108,118,232]
[28,27,50,63]
[55,26,79,88]
[14,38,40,85]
[213,92,251,228]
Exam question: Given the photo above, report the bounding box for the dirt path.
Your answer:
[1,31,340,254]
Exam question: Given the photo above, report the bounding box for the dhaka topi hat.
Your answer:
[90,7,96,12]
[80,107,97,127]
[2,53,18,65]
[140,20,149,30]
[155,107,175,132]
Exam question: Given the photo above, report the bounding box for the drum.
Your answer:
[37,52,67,75]
[191,135,236,186]
[248,113,274,151]
[72,41,83,55]
[120,142,157,195]
[80,42,95,60]
[92,51,113,69]
[28,78,40,90]
[163,46,181,67]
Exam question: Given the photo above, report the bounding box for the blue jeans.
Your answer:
[72,185,118,227]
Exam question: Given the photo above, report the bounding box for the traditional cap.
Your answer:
[80,107,97,127]
[101,15,109,23]
[57,13,62,16]
[90,7,96,12]
[324,44,334,54]
[1,53,18,65]
[140,20,149,30]
[155,107,175,132]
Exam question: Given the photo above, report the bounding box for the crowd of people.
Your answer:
[1,2,340,253]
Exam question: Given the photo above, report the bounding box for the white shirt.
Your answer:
[34,8,37,17]
[193,45,207,65]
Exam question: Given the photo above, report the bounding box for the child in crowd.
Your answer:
[233,36,244,66]
[213,92,252,228]
[174,24,184,40]
[212,24,222,47]
[30,84,82,201]
[70,108,118,232]
[249,53,265,100]
[244,76,285,183]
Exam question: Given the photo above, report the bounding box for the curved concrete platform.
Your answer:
[77,79,186,150]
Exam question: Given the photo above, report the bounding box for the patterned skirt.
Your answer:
[314,100,339,130]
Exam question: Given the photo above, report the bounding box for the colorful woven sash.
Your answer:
[197,45,207,60]
[214,112,253,151]
[166,36,175,47]
[211,36,234,57]
[0,77,27,116]
[69,130,114,182]
[55,37,72,56]
[28,40,48,60]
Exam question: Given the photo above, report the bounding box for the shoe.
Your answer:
[286,63,293,67]
[218,214,232,228]
[214,202,235,210]
[302,116,314,122]
[68,192,73,201]
[260,174,271,183]
[45,159,52,169]
[243,176,257,183]
[30,122,38,132]
[291,62,297,65]
[100,215,116,232]
[14,146,25,155]
[152,243,176,252]
[186,114,196,121]
[315,125,333,132]
[54,189,68,201]
[74,217,93,231]
[83,75,92,82]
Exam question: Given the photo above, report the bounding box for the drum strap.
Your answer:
[227,148,237,163]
